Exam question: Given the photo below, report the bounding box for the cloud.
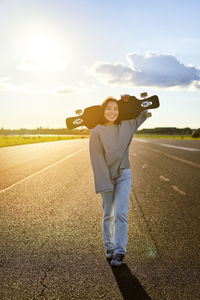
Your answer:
[0,76,11,83]
[92,52,200,89]
[0,78,80,95]
[56,87,76,94]
[189,80,200,90]
[16,56,39,72]
[16,55,66,72]
[0,77,34,92]
[0,77,12,90]
[41,86,77,95]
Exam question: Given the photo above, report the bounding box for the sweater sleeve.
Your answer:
[89,129,113,194]
[127,110,150,133]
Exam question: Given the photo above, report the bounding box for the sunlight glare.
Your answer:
[25,37,66,71]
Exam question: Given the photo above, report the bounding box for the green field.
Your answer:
[0,134,199,148]
[0,135,89,147]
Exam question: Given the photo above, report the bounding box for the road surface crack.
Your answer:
[131,189,161,258]
[33,264,56,300]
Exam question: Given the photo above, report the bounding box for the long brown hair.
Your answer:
[99,97,121,125]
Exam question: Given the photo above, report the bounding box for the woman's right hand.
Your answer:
[120,94,130,102]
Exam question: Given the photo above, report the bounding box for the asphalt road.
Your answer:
[0,138,200,300]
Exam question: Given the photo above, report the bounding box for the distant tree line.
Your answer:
[1,126,200,137]
[137,127,193,135]
[137,127,200,138]
[0,127,90,135]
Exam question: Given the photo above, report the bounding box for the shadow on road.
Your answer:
[107,259,151,300]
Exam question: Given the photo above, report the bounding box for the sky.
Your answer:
[1,0,200,129]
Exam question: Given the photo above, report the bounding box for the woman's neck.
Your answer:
[103,121,114,126]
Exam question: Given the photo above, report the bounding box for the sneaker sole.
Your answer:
[110,260,123,266]
[106,254,114,259]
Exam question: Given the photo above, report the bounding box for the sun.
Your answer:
[30,38,56,59]
[30,38,65,71]
[18,37,66,72]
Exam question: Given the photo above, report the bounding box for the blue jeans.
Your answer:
[100,168,132,255]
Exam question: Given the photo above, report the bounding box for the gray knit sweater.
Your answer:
[89,110,149,194]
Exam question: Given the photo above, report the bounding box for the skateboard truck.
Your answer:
[74,109,84,127]
[73,118,84,125]
[140,92,148,99]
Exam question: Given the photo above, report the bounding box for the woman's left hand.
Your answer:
[144,112,152,119]
[120,94,130,102]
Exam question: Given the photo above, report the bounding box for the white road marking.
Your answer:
[136,139,149,143]
[0,146,88,194]
[160,175,170,182]
[159,175,186,195]
[136,144,200,169]
[172,185,187,196]
[136,139,200,151]
[159,143,200,152]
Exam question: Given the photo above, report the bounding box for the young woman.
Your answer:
[89,95,151,266]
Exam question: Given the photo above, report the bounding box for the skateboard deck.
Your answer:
[66,95,159,129]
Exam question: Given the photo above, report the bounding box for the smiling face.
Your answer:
[103,101,119,125]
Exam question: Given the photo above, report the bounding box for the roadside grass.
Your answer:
[0,134,199,147]
[0,135,89,147]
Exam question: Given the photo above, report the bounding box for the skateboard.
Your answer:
[66,94,159,129]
